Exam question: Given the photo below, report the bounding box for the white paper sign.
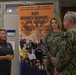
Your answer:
[8,41,15,50]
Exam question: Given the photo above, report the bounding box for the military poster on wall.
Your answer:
[18,4,54,75]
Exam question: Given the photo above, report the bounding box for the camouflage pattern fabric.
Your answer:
[56,26,76,75]
[44,31,63,75]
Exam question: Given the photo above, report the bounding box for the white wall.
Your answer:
[4,13,19,75]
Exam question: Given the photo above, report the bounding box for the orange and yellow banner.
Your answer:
[18,4,54,42]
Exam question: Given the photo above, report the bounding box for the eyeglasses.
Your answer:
[63,18,68,22]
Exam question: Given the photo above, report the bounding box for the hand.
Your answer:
[50,56,57,66]
[5,54,14,61]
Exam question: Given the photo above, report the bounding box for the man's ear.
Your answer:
[68,19,73,24]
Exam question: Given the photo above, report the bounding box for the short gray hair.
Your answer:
[65,11,76,23]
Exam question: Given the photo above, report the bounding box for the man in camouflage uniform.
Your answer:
[44,18,63,75]
[54,11,76,75]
